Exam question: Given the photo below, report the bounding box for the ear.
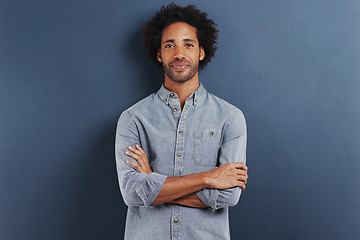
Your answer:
[157,49,162,63]
[199,46,205,61]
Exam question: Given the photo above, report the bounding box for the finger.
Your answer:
[135,144,146,155]
[237,173,247,181]
[126,159,141,168]
[125,151,142,162]
[237,175,248,184]
[127,146,143,156]
[226,162,247,171]
[237,181,246,190]
[235,168,248,176]
[126,160,146,173]
[135,145,148,161]
[236,162,248,171]
[230,162,247,170]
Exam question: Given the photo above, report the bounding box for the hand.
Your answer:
[125,144,152,174]
[206,162,248,190]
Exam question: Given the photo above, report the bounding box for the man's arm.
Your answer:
[123,145,208,208]
[195,108,247,210]
[116,111,168,207]
[116,109,247,208]
[168,193,208,208]
[125,144,248,206]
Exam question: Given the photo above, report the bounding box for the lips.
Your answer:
[170,61,190,71]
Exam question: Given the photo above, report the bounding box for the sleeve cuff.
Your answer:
[196,189,221,210]
[135,172,167,206]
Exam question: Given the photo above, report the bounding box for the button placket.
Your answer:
[168,93,181,121]
[171,98,191,240]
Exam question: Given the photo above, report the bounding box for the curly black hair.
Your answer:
[143,3,218,69]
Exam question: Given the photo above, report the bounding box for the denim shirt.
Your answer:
[115,83,247,240]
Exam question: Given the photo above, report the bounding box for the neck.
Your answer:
[164,73,200,109]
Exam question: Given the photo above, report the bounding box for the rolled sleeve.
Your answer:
[196,187,242,210]
[196,108,247,210]
[115,111,167,207]
[135,172,167,206]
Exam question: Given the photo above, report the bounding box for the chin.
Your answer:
[171,78,191,83]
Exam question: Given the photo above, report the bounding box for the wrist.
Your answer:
[202,171,213,189]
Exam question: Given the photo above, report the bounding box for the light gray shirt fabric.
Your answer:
[115,83,247,240]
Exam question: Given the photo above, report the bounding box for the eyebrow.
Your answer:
[162,38,197,45]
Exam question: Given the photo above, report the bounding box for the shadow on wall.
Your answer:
[78,22,165,239]
[121,23,164,94]
[69,20,166,239]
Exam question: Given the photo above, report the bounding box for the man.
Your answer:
[115,3,248,240]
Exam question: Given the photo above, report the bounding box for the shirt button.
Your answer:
[170,93,174,97]
[173,108,177,112]
[177,153,181,157]
[195,98,197,103]
[174,219,178,224]
[209,131,214,136]
[179,131,183,135]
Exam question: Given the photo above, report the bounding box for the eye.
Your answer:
[165,44,174,48]
[185,43,194,48]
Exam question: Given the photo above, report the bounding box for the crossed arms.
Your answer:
[115,109,247,210]
[125,144,248,208]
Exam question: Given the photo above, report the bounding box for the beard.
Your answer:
[163,59,199,83]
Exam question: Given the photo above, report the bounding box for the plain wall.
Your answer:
[1,0,359,239]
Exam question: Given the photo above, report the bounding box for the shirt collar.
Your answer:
[157,82,206,106]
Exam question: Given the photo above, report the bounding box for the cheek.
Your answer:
[193,53,201,61]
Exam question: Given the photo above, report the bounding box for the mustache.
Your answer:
[169,59,191,65]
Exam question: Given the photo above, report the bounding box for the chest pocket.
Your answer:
[193,130,221,166]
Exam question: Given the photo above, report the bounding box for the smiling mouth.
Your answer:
[170,62,190,71]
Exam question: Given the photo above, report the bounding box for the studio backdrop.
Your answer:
[1,0,359,239]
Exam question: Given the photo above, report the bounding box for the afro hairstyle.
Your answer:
[142,3,218,69]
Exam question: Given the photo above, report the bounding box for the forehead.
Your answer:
[161,22,198,42]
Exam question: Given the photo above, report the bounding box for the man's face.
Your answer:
[157,22,205,83]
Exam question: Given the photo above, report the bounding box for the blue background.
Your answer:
[1,0,359,239]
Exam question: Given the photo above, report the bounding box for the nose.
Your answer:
[174,47,185,60]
